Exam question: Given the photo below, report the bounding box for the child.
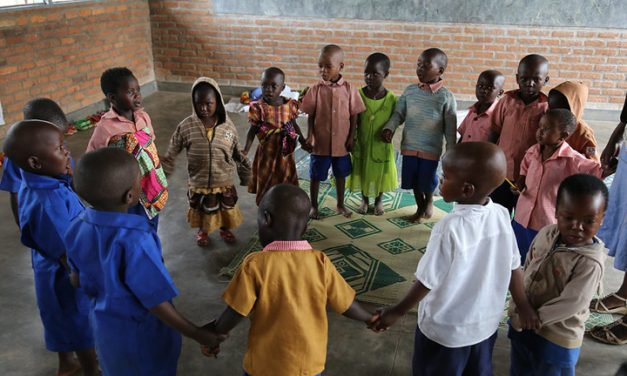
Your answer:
[301,44,366,219]
[382,48,457,222]
[489,54,550,213]
[243,67,306,205]
[509,174,608,375]
[371,142,536,376]
[87,67,168,229]
[1,98,70,226]
[348,52,398,216]
[162,77,244,247]
[203,184,376,376]
[548,81,599,160]
[3,120,98,376]
[512,109,601,262]
[458,70,505,143]
[66,148,225,375]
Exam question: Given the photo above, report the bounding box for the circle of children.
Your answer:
[2,42,626,376]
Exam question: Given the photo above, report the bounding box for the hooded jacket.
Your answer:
[163,77,242,189]
[552,81,599,160]
[509,224,606,348]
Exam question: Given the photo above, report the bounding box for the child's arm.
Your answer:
[509,268,541,331]
[488,99,506,143]
[382,92,407,143]
[345,114,358,152]
[9,192,18,226]
[342,300,376,324]
[213,306,246,334]
[442,93,458,152]
[372,281,430,331]
[303,115,315,153]
[512,175,526,194]
[161,123,185,176]
[242,125,257,157]
[150,301,227,347]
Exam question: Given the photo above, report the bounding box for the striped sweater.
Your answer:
[383,84,457,159]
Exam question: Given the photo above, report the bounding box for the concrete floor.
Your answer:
[0,91,625,375]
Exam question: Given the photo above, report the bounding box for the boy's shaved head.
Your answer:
[544,108,578,134]
[262,67,285,81]
[321,44,344,61]
[443,142,507,196]
[479,70,505,86]
[421,48,448,70]
[258,184,311,246]
[518,54,548,73]
[74,148,139,209]
[23,98,69,131]
[3,120,62,170]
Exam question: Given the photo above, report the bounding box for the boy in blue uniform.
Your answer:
[3,120,98,376]
[1,98,71,227]
[66,147,225,376]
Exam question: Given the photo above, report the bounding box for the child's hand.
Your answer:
[200,344,221,358]
[516,304,541,331]
[301,137,313,153]
[194,321,228,349]
[345,137,355,152]
[370,307,402,332]
[381,129,393,143]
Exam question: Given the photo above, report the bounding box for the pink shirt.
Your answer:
[458,100,499,143]
[301,77,366,157]
[263,240,312,251]
[490,90,548,180]
[513,142,601,231]
[418,80,445,93]
[86,108,155,151]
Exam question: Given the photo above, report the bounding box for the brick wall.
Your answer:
[0,0,154,135]
[149,1,626,110]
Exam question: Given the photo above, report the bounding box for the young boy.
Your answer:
[1,98,70,226]
[512,109,601,262]
[301,44,366,219]
[87,67,168,229]
[509,174,608,375]
[458,70,505,143]
[66,148,225,375]
[489,54,550,213]
[382,48,457,222]
[3,120,98,376]
[548,81,599,160]
[371,142,536,376]
[204,184,376,376]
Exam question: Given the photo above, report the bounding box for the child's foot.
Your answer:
[219,228,236,244]
[309,207,320,220]
[356,200,369,215]
[405,211,423,223]
[423,202,434,219]
[374,200,385,216]
[196,230,210,247]
[57,353,81,376]
[337,206,353,218]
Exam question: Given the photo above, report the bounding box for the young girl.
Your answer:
[348,53,398,215]
[243,67,306,205]
[162,77,244,247]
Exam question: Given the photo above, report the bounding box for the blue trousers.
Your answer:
[412,326,497,376]
[512,220,539,264]
[509,327,577,376]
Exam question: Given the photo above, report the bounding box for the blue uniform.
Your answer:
[66,208,181,376]
[18,170,93,352]
[1,155,74,193]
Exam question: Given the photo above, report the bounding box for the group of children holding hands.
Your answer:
[0,41,621,376]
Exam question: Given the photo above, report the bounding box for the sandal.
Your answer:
[196,231,210,247]
[588,317,627,345]
[219,228,236,244]
[590,293,627,314]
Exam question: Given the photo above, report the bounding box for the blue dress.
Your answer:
[18,171,93,352]
[66,208,181,376]
[598,143,627,271]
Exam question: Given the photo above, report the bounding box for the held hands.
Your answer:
[381,129,393,143]
[368,307,403,332]
[515,304,541,331]
[197,321,228,358]
[301,136,313,153]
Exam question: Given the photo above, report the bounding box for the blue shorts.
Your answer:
[512,220,539,264]
[401,156,439,193]
[508,325,579,375]
[412,326,497,376]
[309,155,352,181]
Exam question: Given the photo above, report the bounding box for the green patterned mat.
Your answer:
[221,179,619,327]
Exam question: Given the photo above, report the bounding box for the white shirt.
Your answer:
[415,199,521,347]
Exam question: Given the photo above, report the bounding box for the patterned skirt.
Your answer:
[248,134,299,205]
[187,186,243,233]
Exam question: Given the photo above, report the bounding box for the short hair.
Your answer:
[321,44,344,60]
[74,148,139,208]
[478,70,505,86]
[557,174,609,211]
[3,120,61,171]
[262,67,285,81]
[23,98,68,131]
[519,54,549,70]
[365,52,391,72]
[100,67,135,96]
[422,48,448,70]
[544,108,578,134]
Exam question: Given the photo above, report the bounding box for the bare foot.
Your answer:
[337,206,353,218]
[309,207,320,220]
[404,211,423,223]
[356,200,369,215]
[423,202,433,219]
[374,200,385,216]
[57,355,81,376]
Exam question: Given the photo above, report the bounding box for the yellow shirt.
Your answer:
[223,240,356,376]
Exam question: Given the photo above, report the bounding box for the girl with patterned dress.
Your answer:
[243,67,306,205]
[348,53,398,215]
[162,77,244,247]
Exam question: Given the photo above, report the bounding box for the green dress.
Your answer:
[348,89,398,197]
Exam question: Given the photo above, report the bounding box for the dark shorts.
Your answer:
[309,155,352,181]
[412,326,497,376]
[401,156,439,193]
[508,325,578,376]
[512,220,538,264]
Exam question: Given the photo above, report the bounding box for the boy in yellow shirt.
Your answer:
[205,184,376,376]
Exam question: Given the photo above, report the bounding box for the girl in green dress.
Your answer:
[348,53,398,215]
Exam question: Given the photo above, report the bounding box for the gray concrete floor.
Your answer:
[0,91,625,375]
